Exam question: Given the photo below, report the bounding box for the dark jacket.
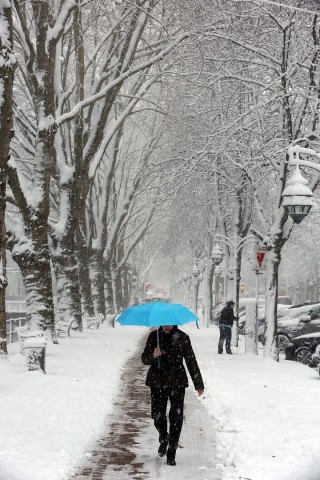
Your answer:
[141,326,204,391]
[219,305,236,327]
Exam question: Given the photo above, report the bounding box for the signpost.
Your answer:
[252,244,267,354]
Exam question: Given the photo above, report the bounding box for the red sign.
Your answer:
[256,251,265,268]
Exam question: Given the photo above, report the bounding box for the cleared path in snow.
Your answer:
[70,337,221,480]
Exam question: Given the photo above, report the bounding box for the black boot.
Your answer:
[158,434,169,457]
[166,446,176,466]
[158,440,168,457]
[167,456,176,466]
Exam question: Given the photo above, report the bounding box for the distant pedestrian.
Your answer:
[218,300,237,354]
[141,325,204,466]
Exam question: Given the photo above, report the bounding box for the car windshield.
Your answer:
[309,308,320,319]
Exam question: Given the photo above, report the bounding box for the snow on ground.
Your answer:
[1,319,320,480]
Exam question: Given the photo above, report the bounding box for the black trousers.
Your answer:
[218,325,232,353]
[150,386,185,450]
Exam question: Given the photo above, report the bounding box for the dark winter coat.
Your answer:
[219,305,236,327]
[141,326,204,391]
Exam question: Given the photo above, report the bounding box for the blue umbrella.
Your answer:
[116,301,199,328]
[117,302,199,364]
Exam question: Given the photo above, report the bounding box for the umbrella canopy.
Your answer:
[116,301,199,327]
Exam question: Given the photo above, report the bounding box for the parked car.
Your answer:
[211,302,226,324]
[238,305,264,335]
[284,332,320,366]
[278,304,320,351]
[239,304,289,341]
[141,296,171,304]
[311,344,320,375]
[212,302,247,327]
[278,296,292,305]
[259,302,320,352]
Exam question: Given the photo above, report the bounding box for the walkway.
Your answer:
[70,338,221,480]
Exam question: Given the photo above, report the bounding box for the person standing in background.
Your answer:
[218,300,237,354]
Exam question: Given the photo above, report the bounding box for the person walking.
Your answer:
[141,325,204,466]
[218,300,237,354]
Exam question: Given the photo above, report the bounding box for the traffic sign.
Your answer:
[256,251,265,268]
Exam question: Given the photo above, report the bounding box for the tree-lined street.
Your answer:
[1,1,320,478]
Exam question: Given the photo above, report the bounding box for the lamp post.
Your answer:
[214,266,222,304]
[205,243,224,328]
[182,272,189,307]
[176,276,185,303]
[192,261,200,314]
[307,280,316,303]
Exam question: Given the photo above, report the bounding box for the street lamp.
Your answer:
[204,244,225,328]
[282,165,313,224]
[211,243,224,265]
[192,262,199,277]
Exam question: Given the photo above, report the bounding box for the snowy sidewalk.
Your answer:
[3,322,320,480]
[70,338,221,480]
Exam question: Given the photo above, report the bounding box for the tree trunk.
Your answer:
[263,246,281,361]
[111,262,120,314]
[0,287,6,356]
[129,268,139,305]
[121,265,130,308]
[51,232,83,331]
[104,257,114,314]
[76,227,95,316]
[72,1,90,322]
[207,267,214,324]
[0,3,14,356]
[91,249,106,316]
[115,270,124,312]
[15,246,57,343]
[7,0,59,341]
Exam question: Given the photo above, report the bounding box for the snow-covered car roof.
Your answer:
[291,332,320,340]
[278,303,320,322]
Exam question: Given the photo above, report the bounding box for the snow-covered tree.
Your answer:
[7,0,191,335]
[163,0,320,359]
[0,0,14,356]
